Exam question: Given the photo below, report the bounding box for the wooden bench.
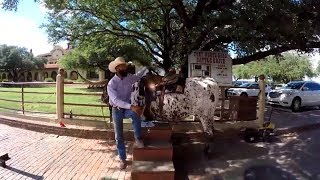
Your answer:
[0,153,10,168]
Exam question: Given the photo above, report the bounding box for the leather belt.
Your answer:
[111,106,121,110]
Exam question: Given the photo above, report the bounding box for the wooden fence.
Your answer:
[0,72,266,127]
[0,82,56,115]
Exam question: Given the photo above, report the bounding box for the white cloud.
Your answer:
[0,7,66,56]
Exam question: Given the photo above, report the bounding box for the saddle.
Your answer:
[140,71,186,121]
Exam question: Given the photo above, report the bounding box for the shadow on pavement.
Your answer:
[244,165,296,180]
[6,166,43,180]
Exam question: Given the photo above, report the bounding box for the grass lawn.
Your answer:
[0,85,110,120]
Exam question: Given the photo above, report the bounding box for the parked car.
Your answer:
[273,84,286,90]
[267,81,320,112]
[228,82,261,97]
[232,80,249,87]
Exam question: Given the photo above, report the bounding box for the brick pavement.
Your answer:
[0,124,133,180]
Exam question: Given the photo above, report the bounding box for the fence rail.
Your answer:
[0,82,58,115]
[0,79,110,120]
[64,102,109,107]
[64,92,102,96]
[0,75,266,126]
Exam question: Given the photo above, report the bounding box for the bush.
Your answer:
[75,78,84,83]
[44,78,55,82]
[64,79,74,83]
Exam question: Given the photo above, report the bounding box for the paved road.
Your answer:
[0,124,132,180]
[1,107,320,180]
[265,106,320,129]
[178,126,320,179]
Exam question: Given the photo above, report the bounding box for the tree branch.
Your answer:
[232,41,320,65]
[170,0,191,28]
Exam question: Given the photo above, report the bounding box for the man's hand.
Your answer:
[131,105,143,116]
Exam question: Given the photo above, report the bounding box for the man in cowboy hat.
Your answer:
[107,56,148,169]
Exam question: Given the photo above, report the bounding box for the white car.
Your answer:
[267,81,320,112]
[274,84,286,90]
[227,82,261,97]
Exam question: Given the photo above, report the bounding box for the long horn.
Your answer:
[76,71,108,85]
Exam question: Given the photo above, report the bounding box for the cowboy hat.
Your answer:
[108,57,127,73]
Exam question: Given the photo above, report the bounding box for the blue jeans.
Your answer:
[112,107,142,161]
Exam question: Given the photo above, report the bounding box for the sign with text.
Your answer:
[188,51,232,86]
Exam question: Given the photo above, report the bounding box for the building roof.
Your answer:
[45,64,60,69]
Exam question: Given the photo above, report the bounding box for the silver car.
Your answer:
[267,81,320,112]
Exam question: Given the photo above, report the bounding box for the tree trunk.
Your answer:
[161,52,173,73]
[11,71,19,82]
[180,58,189,78]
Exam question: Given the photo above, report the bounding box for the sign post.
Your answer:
[188,51,232,86]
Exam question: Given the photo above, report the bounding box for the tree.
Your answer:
[59,36,152,71]
[233,53,315,83]
[0,44,46,81]
[3,0,320,74]
[317,61,320,75]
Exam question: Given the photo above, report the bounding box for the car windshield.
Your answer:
[239,83,252,87]
[284,82,304,90]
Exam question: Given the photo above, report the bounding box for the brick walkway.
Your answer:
[0,124,133,180]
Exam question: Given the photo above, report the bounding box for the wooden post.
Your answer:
[21,85,25,114]
[257,75,266,127]
[56,68,65,120]
[220,87,225,120]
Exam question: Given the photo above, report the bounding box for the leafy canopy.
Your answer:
[2,0,320,72]
[59,36,152,71]
[0,44,47,81]
[233,53,315,83]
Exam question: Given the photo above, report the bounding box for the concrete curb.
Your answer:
[0,116,128,140]
[1,114,320,141]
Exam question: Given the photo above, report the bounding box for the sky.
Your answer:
[0,0,67,56]
[0,0,319,81]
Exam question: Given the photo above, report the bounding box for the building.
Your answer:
[0,45,106,82]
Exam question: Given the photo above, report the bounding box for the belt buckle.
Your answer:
[113,106,120,110]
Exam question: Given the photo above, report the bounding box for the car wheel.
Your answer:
[240,92,248,97]
[291,97,301,112]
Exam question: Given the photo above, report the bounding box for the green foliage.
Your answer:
[233,53,315,83]
[0,44,47,81]
[75,78,84,82]
[3,0,320,71]
[317,61,320,75]
[44,78,54,82]
[59,36,151,71]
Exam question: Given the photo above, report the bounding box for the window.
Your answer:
[203,71,210,76]
[284,82,304,90]
[305,83,320,91]
[194,65,202,69]
[250,83,260,89]
[303,83,312,91]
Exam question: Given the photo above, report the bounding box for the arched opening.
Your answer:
[34,72,39,81]
[27,72,32,81]
[88,70,99,79]
[70,71,78,80]
[19,74,25,82]
[8,74,13,81]
[64,71,68,79]
[51,71,57,81]
[43,72,49,79]
[1,73,6,80]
